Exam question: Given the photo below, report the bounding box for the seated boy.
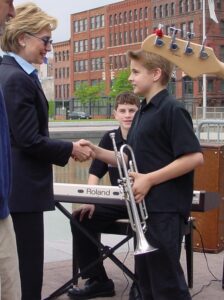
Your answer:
[68,92,141,300]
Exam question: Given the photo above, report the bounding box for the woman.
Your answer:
[0,3,91,300]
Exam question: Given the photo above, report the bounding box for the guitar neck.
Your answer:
[142,34,224,79]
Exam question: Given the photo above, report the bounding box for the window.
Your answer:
[171,2,175,15]
[186,0,190,12]
[101,15,105,27]
[129,30,133,43]
[79,40,84,52]
[183,76,193,95]
[96,15,101,28]
[144,7,148,19]
[180,23,186,38]
[114,33,118,46]
[90,17,95,29]
[165,4,169,17]
[80,20,84,32]
[119,13,122,24]
[109,15,113,26]
[124,11,127,23]
[109,33,113,46]
[179,1,183,13]
[221,21,224,36]
[168,78,176,95]
[114,14,117,25]
[139,8,143,20]
[124,31,128,44]
[220,45,224,61]
[134,9,138,21]
[191,0,195,11]
[197,0,202,10]
[134,29,138,42]
[144,27,148,39]
[153,7,157,19]
[159,5,163,18]
[74,21,79,32]
[139,28,143,42]
[91,38,95,50]
[188,21,194,33]
[84,19,88,31]
[91,79,99,86]
[207,79,214,92]
[84,40,88,51]
[74,60,88,72]
[221,80,224,91]
[129,10,132,22]
[119,32,122,44]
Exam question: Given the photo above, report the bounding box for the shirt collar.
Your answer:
[141,89,169,110]
[7,52,36,75]
[115,127,126,144]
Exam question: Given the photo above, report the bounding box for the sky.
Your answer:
[14,0,122,42]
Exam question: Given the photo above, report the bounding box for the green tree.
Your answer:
[109,69,133,99]
[48,99,55,119]
[74,82,105,105]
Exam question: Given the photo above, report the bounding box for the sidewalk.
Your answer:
[43,233,224,299]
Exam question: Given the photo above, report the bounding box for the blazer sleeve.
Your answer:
[3,69,72,166]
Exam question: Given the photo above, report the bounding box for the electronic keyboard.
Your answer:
[54,183,220,212]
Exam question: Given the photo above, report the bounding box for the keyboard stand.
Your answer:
[44,202,135,300]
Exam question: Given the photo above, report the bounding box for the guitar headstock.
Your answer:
[141,33,224,79]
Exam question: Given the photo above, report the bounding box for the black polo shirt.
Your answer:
[127,89,201,217]
[89,128,125,186]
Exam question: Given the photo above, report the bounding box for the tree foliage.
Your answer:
[48,99,55,119]
[74,82,105,105]
[109,69,133,98]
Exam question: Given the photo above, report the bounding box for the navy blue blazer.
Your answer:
[0,55,73,212]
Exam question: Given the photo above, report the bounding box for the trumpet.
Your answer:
[110,133,157,255]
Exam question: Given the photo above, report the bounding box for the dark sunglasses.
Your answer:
[25,32,53,46]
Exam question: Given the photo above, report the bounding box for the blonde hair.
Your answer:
[127,50,174,86]
[1,2,57,52]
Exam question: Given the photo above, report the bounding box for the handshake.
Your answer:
[71,139,96,162]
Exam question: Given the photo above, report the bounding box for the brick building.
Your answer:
[53,0,224,117]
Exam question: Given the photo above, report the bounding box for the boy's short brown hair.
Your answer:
[114,92,140,110]
[127,50,174,86]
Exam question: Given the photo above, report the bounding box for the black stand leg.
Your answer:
[185,217,194,288]
[44,202,136,299]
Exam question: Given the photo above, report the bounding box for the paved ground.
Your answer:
[42,236,224,300]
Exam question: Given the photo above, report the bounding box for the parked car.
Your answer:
[68,111,92,120]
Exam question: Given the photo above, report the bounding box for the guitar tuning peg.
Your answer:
[154,24,164,47]
[169,27,181,51]
[184,32,195,56]
[199,37,209,60]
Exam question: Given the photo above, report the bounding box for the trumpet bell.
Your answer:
[134,237,158,255]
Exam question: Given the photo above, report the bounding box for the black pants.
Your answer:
[71,204,128,279]
[135,213,192,300]
[11,212,44,300]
